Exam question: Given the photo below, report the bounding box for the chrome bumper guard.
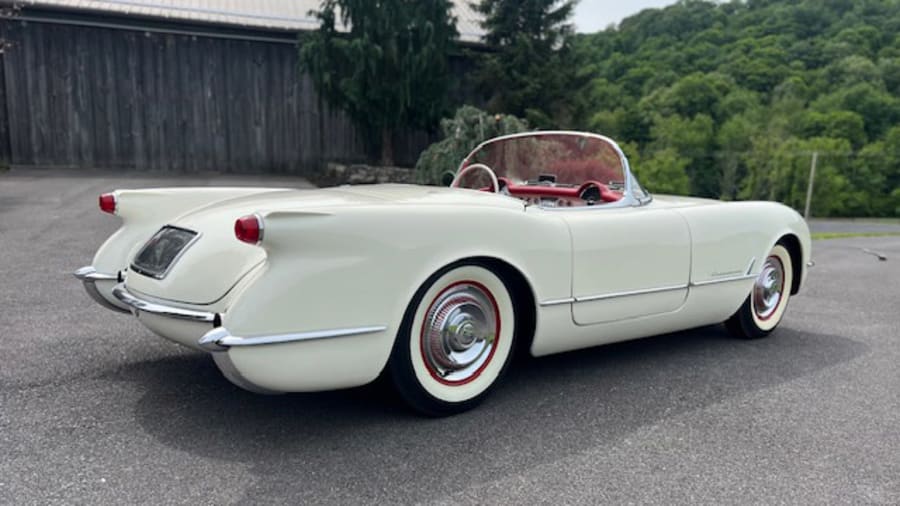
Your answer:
[111,283,217,323]
[198,326,388,352]
[73,266,129,313]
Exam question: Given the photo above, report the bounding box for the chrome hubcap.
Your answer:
[753,256,784,320]
[422,282,498,384]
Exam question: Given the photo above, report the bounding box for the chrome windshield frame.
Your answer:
[459,130,652,210]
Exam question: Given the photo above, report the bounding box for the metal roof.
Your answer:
[20,0,486,43]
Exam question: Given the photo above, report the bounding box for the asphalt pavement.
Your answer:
[808,218,900,235]
[1,171,898,505]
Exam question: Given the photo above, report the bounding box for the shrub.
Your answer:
[414,106,529,185]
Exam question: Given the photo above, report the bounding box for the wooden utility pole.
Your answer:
[804,151,818,219]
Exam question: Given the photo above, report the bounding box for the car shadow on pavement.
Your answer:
[115,324,866,503]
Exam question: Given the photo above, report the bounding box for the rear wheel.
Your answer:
[388,262,516,416]
[726,243,794,339]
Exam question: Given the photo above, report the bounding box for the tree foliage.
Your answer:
[473,0,582,128]
[573,0,900,217]
[300,0,458,166]
[414,105,528,184]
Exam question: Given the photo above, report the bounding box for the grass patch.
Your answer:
[811,217,900,225]
[812,231,900,240]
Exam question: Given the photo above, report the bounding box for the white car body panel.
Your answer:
[75,133,812,395]
[89,187,284,310]
[562,205,692,325]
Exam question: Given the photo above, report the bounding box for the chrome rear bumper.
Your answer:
[73,266,129,313]
[108,283,385,351]
[111,283,218,323]
[75,274,391,394]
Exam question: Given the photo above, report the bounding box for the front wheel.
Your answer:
[388,262,516,416]
[726,243,794,339]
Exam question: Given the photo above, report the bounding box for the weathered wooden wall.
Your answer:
[0,17,439,173]
[0,32,9,166]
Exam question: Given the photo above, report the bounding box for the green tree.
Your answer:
[414,106,529,184]
[879,57,900,95]
[854,126,900,216]
[473,0,580,127]
[814,83,900,141]
[648,113,717,197]
[529,0,900,216]
[741,137,854,217]
[800,110,867,148]
[300,0,458,166]
[642,72,734,121]
[630,147,691,196]
[717,114,758,200]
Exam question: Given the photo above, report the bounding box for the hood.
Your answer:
[125,184,523,304]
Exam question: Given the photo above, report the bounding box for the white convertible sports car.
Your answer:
[75,131,811,415]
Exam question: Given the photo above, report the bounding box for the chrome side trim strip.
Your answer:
[73,266,130,313]
[575,284,688,302]
[539,284,690,306]
[690,273,757,287]
[745,257,757,276]
[198,325,388,352]
[541,272,758,306]
[112,283,216,323]
[539,297,576,307]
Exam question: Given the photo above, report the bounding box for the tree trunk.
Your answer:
[380,127,394,167]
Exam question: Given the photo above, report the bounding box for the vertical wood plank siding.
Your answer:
[0,18,440,172]
[0,21,9,164]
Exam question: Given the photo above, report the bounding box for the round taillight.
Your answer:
[99,193,117,214]
[234,214,263,245]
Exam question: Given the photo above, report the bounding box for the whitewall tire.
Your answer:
[726,243,794,339]
[388,262,516,416]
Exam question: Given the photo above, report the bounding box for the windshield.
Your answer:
[458,132,632,208]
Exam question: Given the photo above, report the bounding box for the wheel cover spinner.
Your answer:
[753,255,785,321]
[420,281,500,385]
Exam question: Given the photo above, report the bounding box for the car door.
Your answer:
[560,204,692,325]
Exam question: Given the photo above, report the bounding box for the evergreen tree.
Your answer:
[473,0,581,127]
[300,0,458,166]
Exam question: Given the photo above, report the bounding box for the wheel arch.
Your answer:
[777,233,803,295]
[409,256,538,360]
[387,255,538,414]
[465,256,538,359]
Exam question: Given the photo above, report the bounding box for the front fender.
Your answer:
[677,201,811,291]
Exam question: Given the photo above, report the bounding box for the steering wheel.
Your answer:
[578,181,617,203]
[451,163,500,193]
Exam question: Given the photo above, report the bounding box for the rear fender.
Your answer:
[220,205,572,390]
[92,187,283,275]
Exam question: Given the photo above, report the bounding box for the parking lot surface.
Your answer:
[1,171,898,505]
